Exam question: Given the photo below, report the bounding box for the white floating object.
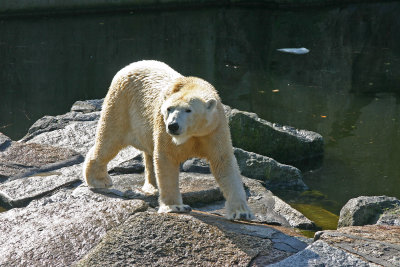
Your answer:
[277,47,310,54]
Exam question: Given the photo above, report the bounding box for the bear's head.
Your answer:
[161,77,219,145]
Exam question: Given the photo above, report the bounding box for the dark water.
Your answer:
[1,3,400,226]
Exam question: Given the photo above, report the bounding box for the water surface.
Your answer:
[1,3,400,225]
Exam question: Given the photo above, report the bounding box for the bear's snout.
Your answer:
[168,122,180,135]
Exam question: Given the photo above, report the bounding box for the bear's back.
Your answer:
[114,60,182,96]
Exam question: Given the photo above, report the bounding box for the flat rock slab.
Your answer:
[23,113,141,168]
[0,164,82,208]
[105,172,315,230]
[315,225,400,267]
[0,186,148,267]
[26,117,98,155]
[21,111,100,144]
[0,135,82,180]
[197,177,315,229]
[92,172,224,209]
[269,240,380,267]
[96,171,315,229]
[76,211,308,266]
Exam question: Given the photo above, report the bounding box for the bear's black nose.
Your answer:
[168,122,180,134]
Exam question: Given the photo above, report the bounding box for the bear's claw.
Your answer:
[226,199,254,221]
[227,211,254,221]
[158,204,192,214]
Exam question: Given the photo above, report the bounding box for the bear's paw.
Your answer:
[226,200,254,221]
[158,204,192,214]
[86,173,113,189]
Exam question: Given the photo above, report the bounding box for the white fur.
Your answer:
[83,60,253,220]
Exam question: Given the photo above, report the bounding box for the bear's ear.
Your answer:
[206,99,217,111]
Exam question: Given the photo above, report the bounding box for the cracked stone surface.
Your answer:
[0,164,82,208]
[0,186,148,267]
[0,135,82,180]
[76,211,308,267]
[315,225,400,267]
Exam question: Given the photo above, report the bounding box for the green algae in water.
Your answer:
[300,190,326,200]
[292,203,339,231]
[274,190,341,238]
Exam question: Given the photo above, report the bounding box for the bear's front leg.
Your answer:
[154,154,191,213]
[209,153,253,221]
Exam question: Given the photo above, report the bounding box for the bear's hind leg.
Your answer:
[83,128,125,189]
[142,153,158,195]
[83,146,113,188]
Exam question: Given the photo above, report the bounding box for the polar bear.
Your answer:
[83,60,253,220]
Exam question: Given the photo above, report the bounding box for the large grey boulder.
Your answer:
[76,211,309,267]
[0,186,147,267]
[338,195,400,228]
[234,147,307,190]
[225,106,324,165]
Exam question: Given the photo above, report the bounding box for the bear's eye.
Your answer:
[185,109,192,113]
[167,107,172,112]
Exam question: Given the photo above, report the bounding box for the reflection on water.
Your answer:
[1,3,400,226]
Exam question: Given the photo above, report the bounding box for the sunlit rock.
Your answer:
[338,195,400,228]
[224,106,324,166]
